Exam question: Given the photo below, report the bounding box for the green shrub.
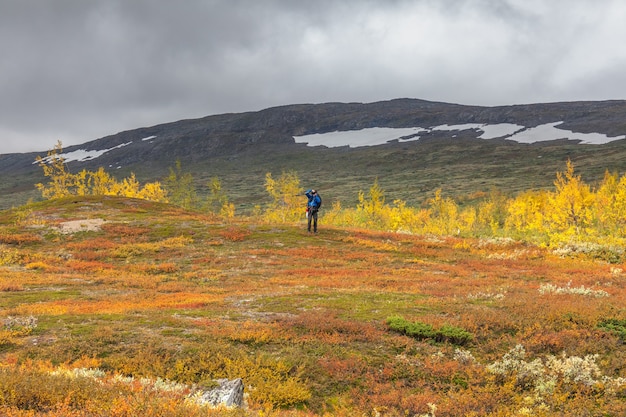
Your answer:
[386,316,472,346]
[437,324,473,345]
[598,318,626,341]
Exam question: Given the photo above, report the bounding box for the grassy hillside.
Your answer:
[132,138,626,213]
[5,135,626,214]
[1,196,625,416]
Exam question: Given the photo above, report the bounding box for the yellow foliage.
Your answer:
[506,190,548,234]
[594,170,626,234]
[112,236,193,258]
[35,141,74,199]
[32,146,626,249]
[458,206,477,233]
[24,261,50,271]
[475,190,508,235]
[545,159,594,238]
[322,200,342,225]
[319,161,626,248]
[0,247,22,266]
[426,189,459,235]
[220,202,236,219]
[135,180,168,202]
[35,141,168,203]
[90,167,117,196]
[357,178,386,228]
[263,171,303,223]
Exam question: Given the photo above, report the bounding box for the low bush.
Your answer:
[0,231,42,245]
[387,316,473,345]
[598,318,626,341]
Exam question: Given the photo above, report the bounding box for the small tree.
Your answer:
[594,170,626,235]
[165,160,198,209]
[357,178,386,228]
[35,141,74,199]
[205,177,226,212]
[264,171,303,223]
[475,189,509,235]
[426,189,459,235]
[90,167,117,196]
[545,160,594,238]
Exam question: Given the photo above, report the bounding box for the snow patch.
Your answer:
[506,122,625,145]
[35,142,132,164]
[477,123,525,139]
[432,123,483,132]
[141,135,157,141]
[294,127,425,148]
[293,122,625,148]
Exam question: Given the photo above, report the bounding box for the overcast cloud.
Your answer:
[1,0,626,154]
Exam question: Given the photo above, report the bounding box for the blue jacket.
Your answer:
[305,190,321,209]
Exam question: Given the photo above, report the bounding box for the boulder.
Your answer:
[197,378,244,407]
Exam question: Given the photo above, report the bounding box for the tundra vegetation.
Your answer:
[0,144,625,416]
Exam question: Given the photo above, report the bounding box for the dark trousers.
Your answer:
[307,209,318,232]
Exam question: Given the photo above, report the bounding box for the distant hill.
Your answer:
[2,98,626,211]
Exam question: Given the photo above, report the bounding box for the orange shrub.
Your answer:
[0,232,42,245]
[134,262,179,275]
[65,260,112,272]
[219,227,250,242]
[101,223,151,237]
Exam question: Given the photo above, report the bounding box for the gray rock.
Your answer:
[197,378,244,407]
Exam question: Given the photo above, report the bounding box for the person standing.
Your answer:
[305,189,322,233]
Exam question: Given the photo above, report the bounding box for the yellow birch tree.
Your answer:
[545,160,594,239]
[264,171,303,223]
[594,170,626,236]
[35,141,74,199]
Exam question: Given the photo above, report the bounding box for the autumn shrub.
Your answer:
[227,320,277,346]
[101,343,311,410]
[2,316,38,333]
[538,281,609,298]
[111,236,192,258]
[486,344,626,395]
[0,366,238,417]
[194,350,311,409]
[552,241,625,263]
[0,232,41,245]
[0,246,23,266]
[11,204,45,227]
[24,261,53,271]
[101,223,151,237]
[278,312,383,345]
[138,262,179,274]
[219,227,251,242]
[0,367,104,411]
[65,259,112,272]
[0,282,23,292]
[1,315,38,352]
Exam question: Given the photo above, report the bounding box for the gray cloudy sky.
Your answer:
[2,0,626,154]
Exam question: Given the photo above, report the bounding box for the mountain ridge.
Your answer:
[2,98,626,211]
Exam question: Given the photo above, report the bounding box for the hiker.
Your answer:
[305,189,322,233]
